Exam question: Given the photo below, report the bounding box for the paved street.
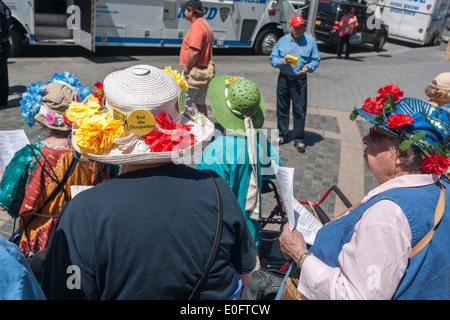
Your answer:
[1,39,449,239]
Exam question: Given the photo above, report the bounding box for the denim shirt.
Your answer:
[270,33,320,76]
[0,236,46,300]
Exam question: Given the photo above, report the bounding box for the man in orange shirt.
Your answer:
[180,0,213,116]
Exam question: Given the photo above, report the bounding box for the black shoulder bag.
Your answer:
[188,170,223,300]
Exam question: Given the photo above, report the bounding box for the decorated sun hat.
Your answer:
[209,75,267,220]
[19,72,92,131]
[350,84,450,174]
[208,75,266,135]
[69,64,214,165]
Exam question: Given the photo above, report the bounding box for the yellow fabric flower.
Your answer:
[74,112,124,154]
[225,76,239,85]
[66,95,102,126]
[164,66,188,91]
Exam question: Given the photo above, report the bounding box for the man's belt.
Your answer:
[280,71,306,80]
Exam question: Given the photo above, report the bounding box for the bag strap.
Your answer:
[188,170,223,300]
[410,180,445,259]
[187,19,213,63]
[27,144,78,217]
[197,19,213,62]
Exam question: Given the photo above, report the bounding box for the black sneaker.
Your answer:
[278,138,287,145]
[295,142,306,153]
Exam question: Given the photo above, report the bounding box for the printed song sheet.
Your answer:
[0,130,30,170]
[272,161,323,245]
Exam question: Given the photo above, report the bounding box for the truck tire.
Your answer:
[374,33,386,52]
[254,28,282,55]
[9,25,23,57]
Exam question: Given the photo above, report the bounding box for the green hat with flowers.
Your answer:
[208,75,266,135]
[350,84,450,175]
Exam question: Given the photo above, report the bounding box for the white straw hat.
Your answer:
[71,64,214,165]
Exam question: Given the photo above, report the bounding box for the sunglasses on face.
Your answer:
[369,127,395,141]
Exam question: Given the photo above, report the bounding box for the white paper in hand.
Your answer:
[0,130,30,170]
[271,161,323,245]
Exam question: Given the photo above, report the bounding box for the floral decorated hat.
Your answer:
[19,72,92,131]
[67,64,215,165]
[208,75,266,135]
[350,84,450,174]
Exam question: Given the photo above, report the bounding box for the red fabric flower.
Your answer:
[143,112,196,152]
[385,113,415,129]
[421,153,450,175]
[361,97,383,114]
[376,84,404,104]
[94,81,103,90]
[63,114,72,126]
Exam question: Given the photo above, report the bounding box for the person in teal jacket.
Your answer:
[197,76,282,246]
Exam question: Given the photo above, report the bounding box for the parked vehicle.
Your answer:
[7,0,303,57]
[376,0,450,46]
[302,0,389,52]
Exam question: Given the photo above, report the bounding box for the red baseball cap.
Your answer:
[290,15,305,27]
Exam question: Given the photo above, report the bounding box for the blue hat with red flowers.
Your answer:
[350,84,450,174]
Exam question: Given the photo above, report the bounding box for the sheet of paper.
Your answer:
[70,185,93,198]
[271,160,323,245]
[0,130,30,170]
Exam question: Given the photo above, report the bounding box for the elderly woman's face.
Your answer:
[362,126,399,185]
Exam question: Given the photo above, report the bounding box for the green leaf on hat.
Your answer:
[399,131,427,151]
[350,108,359,121]
[412,131,427,142]
[371,113,384,122]
[399,139,413,150]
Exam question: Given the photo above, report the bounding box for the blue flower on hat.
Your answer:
[20,81,45,127]
[19,72,93,127]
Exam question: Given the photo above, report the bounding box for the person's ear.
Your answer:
[396,147,412,165]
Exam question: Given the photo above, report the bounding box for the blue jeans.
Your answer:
[276,73,307,144]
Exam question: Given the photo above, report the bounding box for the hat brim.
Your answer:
[208,75,265,135]
[35,113,71,131]
[71,112,215,165]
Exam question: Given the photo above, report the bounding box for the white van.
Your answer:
[376,0,450,45]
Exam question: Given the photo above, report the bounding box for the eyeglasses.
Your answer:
[369,127,395,141]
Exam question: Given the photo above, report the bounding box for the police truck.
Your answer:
[376,0,450,45]
[6,0,305,56]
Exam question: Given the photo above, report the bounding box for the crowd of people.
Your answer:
[0,0,449,301]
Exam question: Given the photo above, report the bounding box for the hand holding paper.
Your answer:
[271,161,323,245]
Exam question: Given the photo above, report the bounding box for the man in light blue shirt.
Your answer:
[270,15,320,153]
[0,235,46,299]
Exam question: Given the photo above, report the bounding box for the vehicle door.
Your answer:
[352,5,376,43]
[71,0,96,52]
[315,1,338,42]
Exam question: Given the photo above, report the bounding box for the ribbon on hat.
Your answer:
[244,116,260,220]
[39,102,65,127]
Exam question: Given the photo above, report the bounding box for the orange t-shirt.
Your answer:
[180,17,213,69]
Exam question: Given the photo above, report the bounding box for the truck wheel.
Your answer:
[9,26,23,57]
[254,28,282,55]
[374,34,386,52]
